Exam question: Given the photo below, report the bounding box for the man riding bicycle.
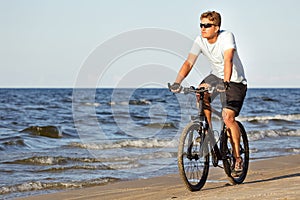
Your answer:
[169,11,247,174]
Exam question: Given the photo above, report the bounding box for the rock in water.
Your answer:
[21,126,62,138]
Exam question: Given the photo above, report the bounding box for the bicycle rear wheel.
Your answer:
[178,122,210,191]
[221,121,249,184]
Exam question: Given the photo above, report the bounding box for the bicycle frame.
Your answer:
[189,87,226,166]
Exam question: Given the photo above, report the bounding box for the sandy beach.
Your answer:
[18,154,300,200]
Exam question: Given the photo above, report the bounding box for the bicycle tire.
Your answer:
[178,121,210,191]
[221,121,249,184]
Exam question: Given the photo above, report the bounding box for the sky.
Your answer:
[0,0,299,88]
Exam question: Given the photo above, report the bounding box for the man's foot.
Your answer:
[234,157,243,171]
[231,157,243,177]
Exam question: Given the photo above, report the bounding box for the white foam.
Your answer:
[0,182,43,195]
[237,114,300,122]
[20,157,57,165]
[70,138,178,150]
[291,148,300,153]
[109,101,129,106]
[248,129,300,141]
[84,102,101,107]
[0,178,118,195]
[107,162,141,170]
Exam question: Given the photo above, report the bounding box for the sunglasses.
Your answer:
[200,23,216,28]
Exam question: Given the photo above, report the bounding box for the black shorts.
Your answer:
[201,74,247,117]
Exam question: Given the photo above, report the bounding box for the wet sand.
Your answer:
[18,154,300,200]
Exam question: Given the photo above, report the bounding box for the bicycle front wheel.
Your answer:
[221,121,249,184]
[178,122,210,191]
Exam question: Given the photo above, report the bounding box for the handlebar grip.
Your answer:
[167,83,171,90]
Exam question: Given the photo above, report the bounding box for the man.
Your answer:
[169,11,247,173]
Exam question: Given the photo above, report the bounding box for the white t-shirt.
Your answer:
[190,30,247,84]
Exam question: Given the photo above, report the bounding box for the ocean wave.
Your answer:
[109,99,152,106]
[260,97,279,102]
[248,147,300,156]
[36,164,112,172]
[246,96,279,102]
[143,122,177,129]
[6,156,69,165]
[108,101,129,106]
[129,99,151,105]
[5,155,149,166]
[24,106,47,111]
[4,152,176,174]
[1,136,26,147]
[237,114,300,123]
[286,148,300,153]
[82,102,101,107]
[68,138,178,150]
[5,156,117,166]
[0,177,119,195]
[106,161,142,170]
[248,129,300,141]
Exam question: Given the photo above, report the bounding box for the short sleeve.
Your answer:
[222,32,236,51]
[190,36,202,56]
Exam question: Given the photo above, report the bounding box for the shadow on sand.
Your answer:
[197,172,300,193]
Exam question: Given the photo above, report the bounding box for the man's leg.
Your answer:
[222,108,242,169]
[202,92,212,128]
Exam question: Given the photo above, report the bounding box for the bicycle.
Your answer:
[168,84,249,191]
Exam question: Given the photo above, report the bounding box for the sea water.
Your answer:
[0,88,299,199]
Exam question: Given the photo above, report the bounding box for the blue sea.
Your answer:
[0,88,300,199]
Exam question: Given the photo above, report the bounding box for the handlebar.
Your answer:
[168,83,226,95]
[182,86,210,94]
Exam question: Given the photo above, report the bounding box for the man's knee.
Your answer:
[222,109,236,127]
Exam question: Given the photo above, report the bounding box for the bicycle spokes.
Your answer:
[183,131,208,186]
[178,123,210,191]
[185,160,204,184]
[186,134,204,159]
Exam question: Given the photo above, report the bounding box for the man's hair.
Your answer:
[200,11,221,27]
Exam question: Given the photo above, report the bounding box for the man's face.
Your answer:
[200,18,219,40]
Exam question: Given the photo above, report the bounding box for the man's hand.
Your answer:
[198,83,211,89]
[168,82,182,93]
[224,81,230,90]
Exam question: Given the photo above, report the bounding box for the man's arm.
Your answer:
[223,48,235,82]
[175,53,198,84]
